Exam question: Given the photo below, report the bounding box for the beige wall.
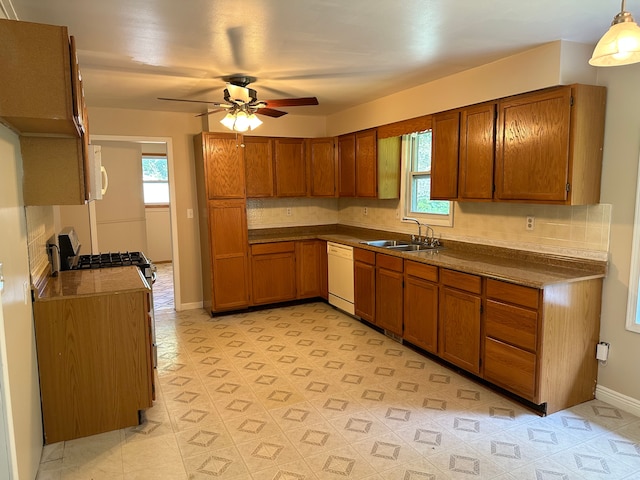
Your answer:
[145,207,172,262]
[593,63,640,402]
[0,125,43,479]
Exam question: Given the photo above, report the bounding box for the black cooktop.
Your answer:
[73,251,150,269]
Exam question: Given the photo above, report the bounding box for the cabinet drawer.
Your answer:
[354,248,376,265]
[484,337,537,400]
[251,241,295,255]
[441,269,481,294]
[486,300,538,351]
[376,253,403,272]
[486,279,539,309]
[405,261,438,282]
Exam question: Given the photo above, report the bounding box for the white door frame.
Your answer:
[90,134,181,310]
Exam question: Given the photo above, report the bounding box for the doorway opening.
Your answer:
[89,134,180,310]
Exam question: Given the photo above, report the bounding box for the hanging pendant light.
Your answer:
[590,0,640,66]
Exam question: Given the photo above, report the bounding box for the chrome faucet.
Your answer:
[403,217,422,242]
[403,217,440,247]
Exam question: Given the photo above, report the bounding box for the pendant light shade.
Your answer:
[590,0,640,66]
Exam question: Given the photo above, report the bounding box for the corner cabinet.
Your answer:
[495,84,606,204]
[194,133,250,313]
[0,19,94,205]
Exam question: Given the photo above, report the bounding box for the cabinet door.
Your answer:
[251,242,296,304]
[338,134,356,197]
[245,136,274,197]
[375,258,403,336]
[296,240,326,298]
[431,110,460,200]
[459,103,496,200]
[495,87,571,202]
[355,129,377,197]
[308,137,337,197]
[404,274,438,354]
[203,133,246,199]
[209,199,250,311]
[354,259,375,323]
[274,138,307,196]
[438,286,481,374]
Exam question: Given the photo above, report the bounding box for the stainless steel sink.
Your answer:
[361,239,410,247]
[386,244,441,252]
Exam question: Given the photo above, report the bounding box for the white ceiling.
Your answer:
[3,0,621,117]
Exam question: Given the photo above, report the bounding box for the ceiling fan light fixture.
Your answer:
[590,0,640,66]
[247,113,263,130]
[220,112,236,130]
[232,110,250,132]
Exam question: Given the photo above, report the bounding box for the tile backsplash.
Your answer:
[248,197,611,260]
[25,205,55,281]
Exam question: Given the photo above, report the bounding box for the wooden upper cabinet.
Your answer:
[307,137,337,197]
[244,136,274,197]
[202,133,245,199]
[338,134,356,197]
[0,19,81,136]
[431,110,460,200]
[458,102,496,200]
[274,138,307,196]
[355,129,377,197]
[495,84,606,205]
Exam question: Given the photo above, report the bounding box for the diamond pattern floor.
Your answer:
[36,276,640,479]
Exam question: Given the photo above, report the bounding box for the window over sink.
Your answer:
[400,130,453,227]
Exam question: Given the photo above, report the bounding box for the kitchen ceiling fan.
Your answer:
[158,75,319,132]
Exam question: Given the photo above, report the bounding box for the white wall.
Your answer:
[0,125,43,479]
[144,207,172,262]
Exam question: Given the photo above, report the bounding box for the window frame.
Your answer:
[142,153,170,206]
[626,153,640,333]
[400,131,453,227]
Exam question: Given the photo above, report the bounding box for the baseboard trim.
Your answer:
[595,384,640,417]
[177,301,203,311]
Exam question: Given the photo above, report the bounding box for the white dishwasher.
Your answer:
[327,242,355,315]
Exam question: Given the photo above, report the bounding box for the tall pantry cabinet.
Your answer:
[194,133,250,313]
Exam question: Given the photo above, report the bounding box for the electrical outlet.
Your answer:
[187,208,194,219]
[526,216,535,231]
[286,207,292,216]
[363,207,368,216]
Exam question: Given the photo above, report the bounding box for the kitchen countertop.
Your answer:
[35,266,150,301]
[248,225,607,288]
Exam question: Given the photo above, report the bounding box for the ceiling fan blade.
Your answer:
[158,97,231,108]
[195,108,226,118]
[264,97,319,108]
[257,108,288,118]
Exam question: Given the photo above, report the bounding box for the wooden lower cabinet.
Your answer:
[375,253,403,335]
[296,240,327,299]
[438,269,482,375]
[208,200,250,311]
[251,242,296,304]
[33,268,153,444]
[354,248,376,322]
[403,261,438,353]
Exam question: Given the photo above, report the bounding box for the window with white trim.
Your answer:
[142,155,170,205]
[400,131,452,226]
[626,152,640,333]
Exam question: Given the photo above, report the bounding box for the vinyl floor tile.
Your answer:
[35,271,640,479]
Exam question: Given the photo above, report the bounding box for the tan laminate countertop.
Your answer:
[35,266,150,301]
[248,225,607,289]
